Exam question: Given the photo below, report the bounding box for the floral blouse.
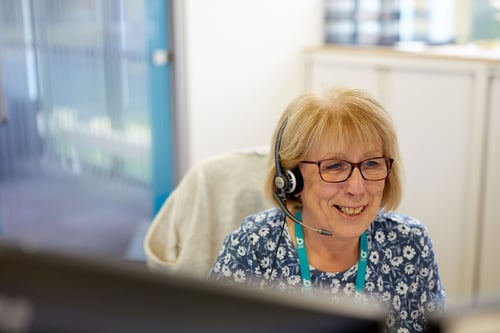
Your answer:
[208,208,445,333]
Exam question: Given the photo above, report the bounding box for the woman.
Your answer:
[208,88,445,332]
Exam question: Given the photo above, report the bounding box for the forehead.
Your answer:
[306,138,383,160]
[305,127,383,160]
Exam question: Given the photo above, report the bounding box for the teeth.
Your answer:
[339,206,364,216]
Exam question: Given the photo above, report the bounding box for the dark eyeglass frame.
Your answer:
[299,157,394,183]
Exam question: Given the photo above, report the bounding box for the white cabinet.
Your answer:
[304,46,498,303]
[478,70,500,296]
[305,56,380,98]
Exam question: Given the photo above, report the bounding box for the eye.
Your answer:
[363,158,382,169]
[322,160,348,172]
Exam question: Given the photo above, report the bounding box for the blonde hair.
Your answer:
[264,87,403,211]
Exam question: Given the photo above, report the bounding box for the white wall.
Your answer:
[175,0,323,177]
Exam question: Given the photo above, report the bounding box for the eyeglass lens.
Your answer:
[320,158,390,182]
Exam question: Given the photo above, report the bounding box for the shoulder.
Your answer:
[372,210,429,235]
[239,208,285,236]
[219,208,285,245]
[368,210,433,249]
[215,208,286,268]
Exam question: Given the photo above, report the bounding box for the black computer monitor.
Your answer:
[0,241,385,333]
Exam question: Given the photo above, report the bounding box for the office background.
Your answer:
[0,0,499,305]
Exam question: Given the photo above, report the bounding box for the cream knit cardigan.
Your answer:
[144,146,272,278]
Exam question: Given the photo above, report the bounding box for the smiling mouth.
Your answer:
[335,205,365,216]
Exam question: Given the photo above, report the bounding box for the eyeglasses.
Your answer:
[300,157,393,183]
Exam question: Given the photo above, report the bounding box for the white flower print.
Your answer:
[429,279,435,290]
[222,265,232,277]
[213,262,221,272]
[369,251,380,264]
[237,246,246,256]
[377,276,384,291]
[403,245,416,260]
[331,279,341,293]
[386,312,396,328]
[397,224,411,235]
[410,281,418,293]
[343,283,355,296]
[254,213,265,222]
[281,265,290,277]
[365,266,372,279]
[393,295,401,310]
[413,323,424,332]
[420,292,428,303]
[265,239,276,251]
[422,244,430,258]
[230,237,239,247]
[400,310,408,320]
[287,275,301,286]
[427,302,437,312]
[325,271,336,278]
[390,256,404,267]
[411,310,420,320]
[208,208,444,333]
[343,266,356,280]
[404,264,415,275]
[260,257,270,268]
[262,268,271,280]
[276,246,286,260]
[259,226,270,237]
[268,218,281,227]
[396,281,409,295]
[270,267,278,280]
[248,233,260,245]
[223,252,231,265]
[234,269,246,283]
[375,230,386,243]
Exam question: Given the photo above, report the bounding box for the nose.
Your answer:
[344,166,365,195]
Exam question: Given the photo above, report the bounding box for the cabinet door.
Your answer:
[478,74,500,295]
[305,55,380,99]
[305,52,487,300]
[384,67,480,300]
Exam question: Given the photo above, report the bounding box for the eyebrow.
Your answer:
[319,150,383,160]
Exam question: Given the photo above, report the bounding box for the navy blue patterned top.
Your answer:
[208,208,445,333]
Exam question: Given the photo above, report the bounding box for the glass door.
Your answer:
[0,0,174,257]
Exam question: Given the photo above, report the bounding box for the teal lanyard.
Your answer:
[294,211,368,294]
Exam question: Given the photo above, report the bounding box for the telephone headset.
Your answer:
[273,117,333,236]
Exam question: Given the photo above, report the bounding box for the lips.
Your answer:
[335,205,365,216]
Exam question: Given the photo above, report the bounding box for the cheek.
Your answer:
[367,183,385,201]
[301,176,339,201]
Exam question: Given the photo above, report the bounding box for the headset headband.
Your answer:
[274,117,289,201]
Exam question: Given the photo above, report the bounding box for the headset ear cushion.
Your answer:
[285,168,303,196]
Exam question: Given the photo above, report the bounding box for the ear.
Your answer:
[285,167,303,196]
